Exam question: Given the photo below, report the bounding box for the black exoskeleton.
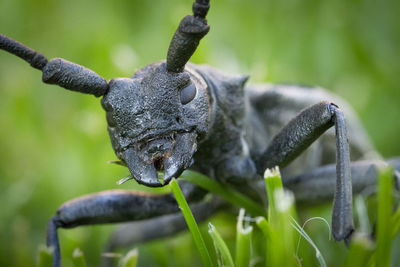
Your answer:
[1,0,399,266]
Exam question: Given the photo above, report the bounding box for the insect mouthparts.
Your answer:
[122,132,198,187]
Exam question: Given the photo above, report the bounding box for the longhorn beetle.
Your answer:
[1,0,399,266]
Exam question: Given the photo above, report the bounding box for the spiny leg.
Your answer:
[255,101,352,241]
[102,197,224,267]
[47,183,205,267]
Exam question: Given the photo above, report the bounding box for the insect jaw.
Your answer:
[123,131,198,187]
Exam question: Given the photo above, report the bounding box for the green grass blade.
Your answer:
[264,167,283,221]
[235,209,253,267]
[355,195,371,234]
[208,223,234,267]
[391,204,400,238]
[255,216,271,266]
[72,248,86,267]
[255,216,272,239]
[257,189,297,266]
[344,234,374,267]
[257,167,298,267]
[180,170,265,216]
[291,217,327,267]
[119,248,138,267]
[38,245,53,267]
[170,178,213,267]
[376,166,394,267]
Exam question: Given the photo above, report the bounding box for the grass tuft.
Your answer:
[72,248,86,267]
[344,233,375,267]
[119,248,139,267]
[376,166,395,267]
[235,209,253,267]
[258,168,298,266]
[291,217,327,267]
[391,204,400,238]
[208,223,234,267]
[38,245,53,267]
[264,167,283,221]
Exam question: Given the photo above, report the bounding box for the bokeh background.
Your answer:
[0,0,399,266]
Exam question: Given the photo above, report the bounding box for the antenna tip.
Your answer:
[192,1,210,18]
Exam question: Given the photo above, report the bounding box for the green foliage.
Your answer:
[72,248,86,267]
[235,209,253,267]
[208,223,234,267]
[171,167,400,267]
[263,167,283,221]
[120,249,139,267]
[41,246,139,267]
[291,217,327,267]
[0,0,399,266]
[261,168,298,267]
[37,245,53,267]
[376,166,395,267]
[344,234,374,267]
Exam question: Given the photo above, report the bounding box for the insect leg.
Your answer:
[284,158,400,202]
[255,101,352,241]
[47,184,205,267]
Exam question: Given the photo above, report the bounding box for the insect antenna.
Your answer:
[0,33,108,97]
[166,0,210,73]
[0,33,48,70]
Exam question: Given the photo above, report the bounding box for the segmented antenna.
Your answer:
[166,0,210,73]
[0,34,48,70]
[0,33,108,97]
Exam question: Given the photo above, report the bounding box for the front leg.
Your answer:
[104,198,224,256]
[47,183,205,267]
[256,101,353,241]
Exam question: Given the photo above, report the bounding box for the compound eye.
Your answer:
[180,83,196,105]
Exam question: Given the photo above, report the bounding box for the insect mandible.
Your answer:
[1,0,399,266]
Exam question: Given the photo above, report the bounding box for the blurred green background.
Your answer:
[0,0,399,266]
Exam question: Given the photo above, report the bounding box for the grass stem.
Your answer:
[208,223,234,267]
[180,170,265,216]
[170,178,213,267]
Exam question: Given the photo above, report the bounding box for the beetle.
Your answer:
[1,0,399,266]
